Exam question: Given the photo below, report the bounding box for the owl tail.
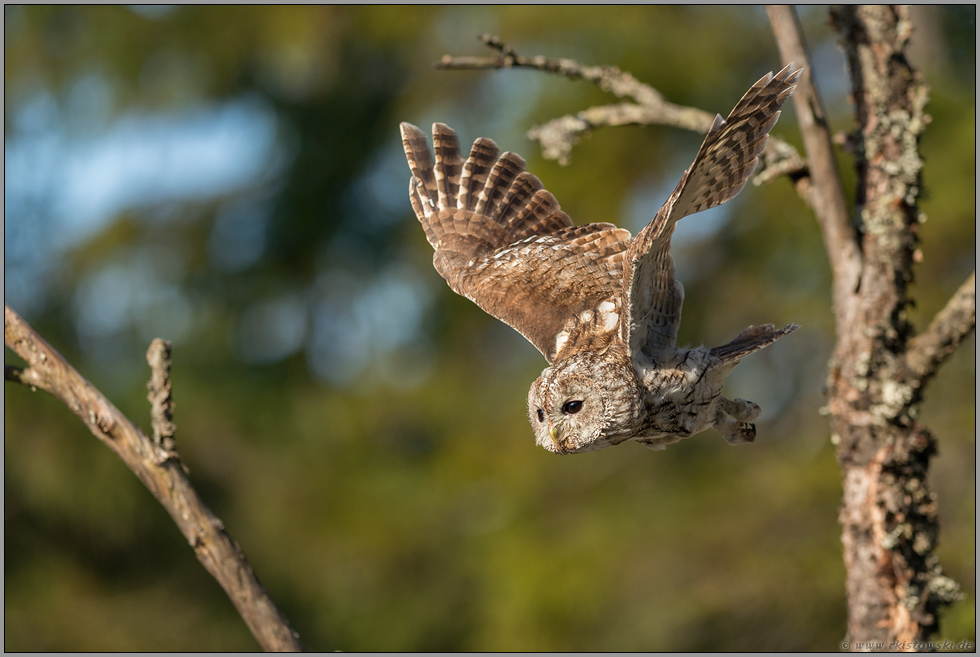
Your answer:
[399,122,573,261]
[709,323,799,366]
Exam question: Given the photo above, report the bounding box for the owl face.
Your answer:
[528,367,607,454]
[527,348,642,454]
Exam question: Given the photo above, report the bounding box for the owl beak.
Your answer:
[548,422,561,450]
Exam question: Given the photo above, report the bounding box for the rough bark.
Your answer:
[822,5,967,647]
[4,305,305,652]
[770,4,972,648]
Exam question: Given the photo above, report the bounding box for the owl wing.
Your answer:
[401,122,631,364]
[621,64,802,358]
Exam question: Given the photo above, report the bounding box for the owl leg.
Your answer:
[712,396,761,445]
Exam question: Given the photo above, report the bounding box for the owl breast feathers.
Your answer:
[401,64,802,454]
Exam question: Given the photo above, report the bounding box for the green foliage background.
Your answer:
[4,6,975,651]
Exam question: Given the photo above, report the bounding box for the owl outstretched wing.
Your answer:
[401,122,631,364]
[621,64,802,357]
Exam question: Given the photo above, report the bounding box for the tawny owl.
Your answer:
[401,64,802,454]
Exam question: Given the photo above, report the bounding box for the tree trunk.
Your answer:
[828,5,963,647]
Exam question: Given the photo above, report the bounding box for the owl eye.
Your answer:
[562,400,584,415]
[536,409,545,423]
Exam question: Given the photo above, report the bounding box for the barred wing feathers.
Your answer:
[621,64,802,357]
[401,122,630,363]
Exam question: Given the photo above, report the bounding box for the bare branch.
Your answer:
[905,271,976,389]
[437,34,663,105]
[437,34,808,182]
[526,101,713,166]
[767,5,862,321]
[4,305,304,653]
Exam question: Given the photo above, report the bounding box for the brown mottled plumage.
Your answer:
[400,64,802,454]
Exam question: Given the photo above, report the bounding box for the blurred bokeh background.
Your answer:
[4,5,975,651]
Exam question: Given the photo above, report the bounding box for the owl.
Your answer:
[401,64,801,454]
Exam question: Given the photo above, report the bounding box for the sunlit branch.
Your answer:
[766,5,862,321]
[4,304,304,653]
[905,271,977,390]
[437,34,809,180]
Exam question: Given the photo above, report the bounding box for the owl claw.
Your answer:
[716,421,756,446]
[713,396,760,445]
[735,422,756,444]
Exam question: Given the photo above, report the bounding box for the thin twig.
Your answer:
[438,35,663,106]
[905,271,976,389]
[4,304,304,652]
[437,34,809,181]
[766,5,862,323]
[146,338,179,459]
[6,364,44,389]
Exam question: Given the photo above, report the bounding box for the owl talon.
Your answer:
[713,398,759,445]
[736,422,756,444]
[717,421,756,446]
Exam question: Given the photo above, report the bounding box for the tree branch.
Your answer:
[905,271,976,389]
[766,5,863,323]
[4,304,304,653]
[437,34,663,105]
[526,101,712,166]
[437,34,809,182]
[813,5,958,646]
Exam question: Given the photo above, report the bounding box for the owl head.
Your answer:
[527,348,642,454]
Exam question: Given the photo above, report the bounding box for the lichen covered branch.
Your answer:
[905,271,976,390]
[808,4,960,647]
[4,305,304,653]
